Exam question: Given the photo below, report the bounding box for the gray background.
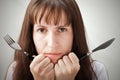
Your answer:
[0,0,120,80]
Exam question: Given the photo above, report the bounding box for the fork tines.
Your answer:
[3,34,15,46]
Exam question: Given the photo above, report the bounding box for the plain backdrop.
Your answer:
[0,0,120,80]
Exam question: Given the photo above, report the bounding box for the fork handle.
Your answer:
[24,52,34,60]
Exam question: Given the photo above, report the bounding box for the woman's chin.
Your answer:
[51,59,59,64]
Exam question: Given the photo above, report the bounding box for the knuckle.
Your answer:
[30,64,34,72]
[77,64,80,70]
[33,67,39,74]
[46,57,51,62]
[66,66,74,74]
[50,63,54,68]
[63,56,67,60]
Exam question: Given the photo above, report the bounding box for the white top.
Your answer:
[5,61,16,80]
[5,61,109,80]
[92,61,109,80]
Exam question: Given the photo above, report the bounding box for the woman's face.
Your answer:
[33,11,73,64]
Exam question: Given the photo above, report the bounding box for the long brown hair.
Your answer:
[13,0,97,80]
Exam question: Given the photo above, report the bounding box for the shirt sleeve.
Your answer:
[92,61,109,80]
[5,61,16,80]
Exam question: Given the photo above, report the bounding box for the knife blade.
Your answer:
[80,38,115,60]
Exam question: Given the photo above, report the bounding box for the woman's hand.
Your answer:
[54,52,80,80]
[30,54,54,80]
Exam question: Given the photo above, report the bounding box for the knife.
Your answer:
[80,38,115,60]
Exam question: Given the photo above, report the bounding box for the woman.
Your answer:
[6,0,108,80]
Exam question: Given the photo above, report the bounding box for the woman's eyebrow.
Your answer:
[34,24,46,28]
[57,24,70,27]
[57,24,69,27]
[34,24,70,28]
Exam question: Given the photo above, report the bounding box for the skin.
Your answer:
[54,53,80,80]
[30,11,80,80]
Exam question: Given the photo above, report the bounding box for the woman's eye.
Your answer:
[59,27,67,32]
[38,28,46,33]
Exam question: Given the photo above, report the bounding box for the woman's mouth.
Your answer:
[44,53,62,63]
[45,53,61,58]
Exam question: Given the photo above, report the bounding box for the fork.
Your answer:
[3,34,34,60]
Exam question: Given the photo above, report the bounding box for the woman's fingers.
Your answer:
[68,52,79,64]
[33,57,51,73]
[68,52,80,73]
[41,62,54,75]
[54,52,80,80]
[30,54,45,67]
[57,59,66,74]
[30,54,54,80]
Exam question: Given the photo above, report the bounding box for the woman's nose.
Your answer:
[46,32,58,48]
